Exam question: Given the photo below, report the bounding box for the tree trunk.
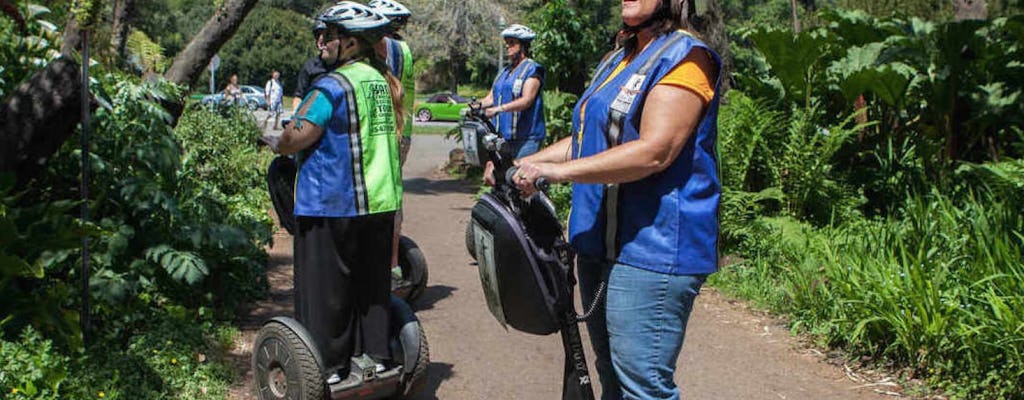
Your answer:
[789,0,802,33]
[702,0,732,95]
[0,58,84,187]
[952,0,987,20]
[110,0,135,64]
[163,0,260,87]
[61,17,83,56]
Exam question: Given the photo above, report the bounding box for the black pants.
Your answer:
[294,212,395,373]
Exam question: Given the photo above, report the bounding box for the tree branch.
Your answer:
[163,0,260,87]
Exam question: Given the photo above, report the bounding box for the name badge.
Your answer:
[512,79,524,95]
[610,74,646,114]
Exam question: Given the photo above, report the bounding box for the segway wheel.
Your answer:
[253,320,325,400]
[397,236,428,302]
[465,222,477,261]
[390,297,430,399]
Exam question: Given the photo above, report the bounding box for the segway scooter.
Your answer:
[256,155,430,400]
[266,155,428,302]
[460,107,604,400]
[253,294,429,400]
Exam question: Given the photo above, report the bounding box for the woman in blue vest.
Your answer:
[272,2,405,386]
[513,1,721,398]
[477,24,547,159]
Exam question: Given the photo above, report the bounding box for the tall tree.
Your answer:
[405,0,506,93]
[164,0,260,87]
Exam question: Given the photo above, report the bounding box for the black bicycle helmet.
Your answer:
[317,1,392,43]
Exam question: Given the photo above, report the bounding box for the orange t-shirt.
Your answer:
[604,48,717,104]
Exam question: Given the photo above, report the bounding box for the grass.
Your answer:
[412,123,457,136]
[711,189,1024,399]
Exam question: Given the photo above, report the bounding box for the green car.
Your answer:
[415,93,471,122]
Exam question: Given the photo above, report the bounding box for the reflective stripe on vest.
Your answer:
[568,31,721,274]
[602,33,691,260]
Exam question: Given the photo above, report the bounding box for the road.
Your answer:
[228,134,899,399]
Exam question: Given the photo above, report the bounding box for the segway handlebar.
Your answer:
[504,166,551,192]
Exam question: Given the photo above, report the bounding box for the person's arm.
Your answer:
[513,84,705,192]
[273,90,330,155]
[485,77,540,117]
[517,136,572,164]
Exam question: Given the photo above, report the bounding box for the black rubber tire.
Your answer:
[417,108,432,122]
[465,222,477,261]
[391,298,430,399]
[398,236,428,302]
[252,321,325,400]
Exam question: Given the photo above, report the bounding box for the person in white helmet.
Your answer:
[478,24,546,158]
[477,23,547,185]
[273,1,405,386]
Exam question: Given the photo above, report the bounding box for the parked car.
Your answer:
[415,93,470,122]
[200,85,267,110]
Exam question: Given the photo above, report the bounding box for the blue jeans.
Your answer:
[578,255,706,400]
[508,137,542,159]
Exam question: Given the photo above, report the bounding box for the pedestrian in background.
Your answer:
[264,70,284,129]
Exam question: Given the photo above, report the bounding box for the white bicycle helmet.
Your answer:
[368,0,411,19]
[317,1,391,42]
[501,24,537,42]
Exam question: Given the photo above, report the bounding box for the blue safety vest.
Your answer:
[490,58,546,141]
[294,61,402,218]
[569,31,722,275]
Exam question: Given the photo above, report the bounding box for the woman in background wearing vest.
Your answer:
[513,1,721,398]
[271,2,404,387]
[477,24,546,160]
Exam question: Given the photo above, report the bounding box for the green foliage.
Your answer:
[63,311,236,399]
[0,3,61,98]
[0,327,69,399]
[714,187,1024,398]
[717,8,1024,397]
[531,0,611,95]
[126,30,169,73]
[3,66,271,397]
[541,90,578,145]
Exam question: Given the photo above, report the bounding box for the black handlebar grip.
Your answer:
[534,177,550,192]
[505,166,550,192]
[504,166,519,186]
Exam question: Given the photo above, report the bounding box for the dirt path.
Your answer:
[228,133,899,399]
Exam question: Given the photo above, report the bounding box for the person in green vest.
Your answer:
[271,2,405,386]
[369,0,417,285]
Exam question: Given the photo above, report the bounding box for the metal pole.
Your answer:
[498,16,506,74]
[80,30,92,347]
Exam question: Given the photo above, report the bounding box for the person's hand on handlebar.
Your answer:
[512,161,563,197]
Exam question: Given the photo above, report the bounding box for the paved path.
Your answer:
[229,134,899,400]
